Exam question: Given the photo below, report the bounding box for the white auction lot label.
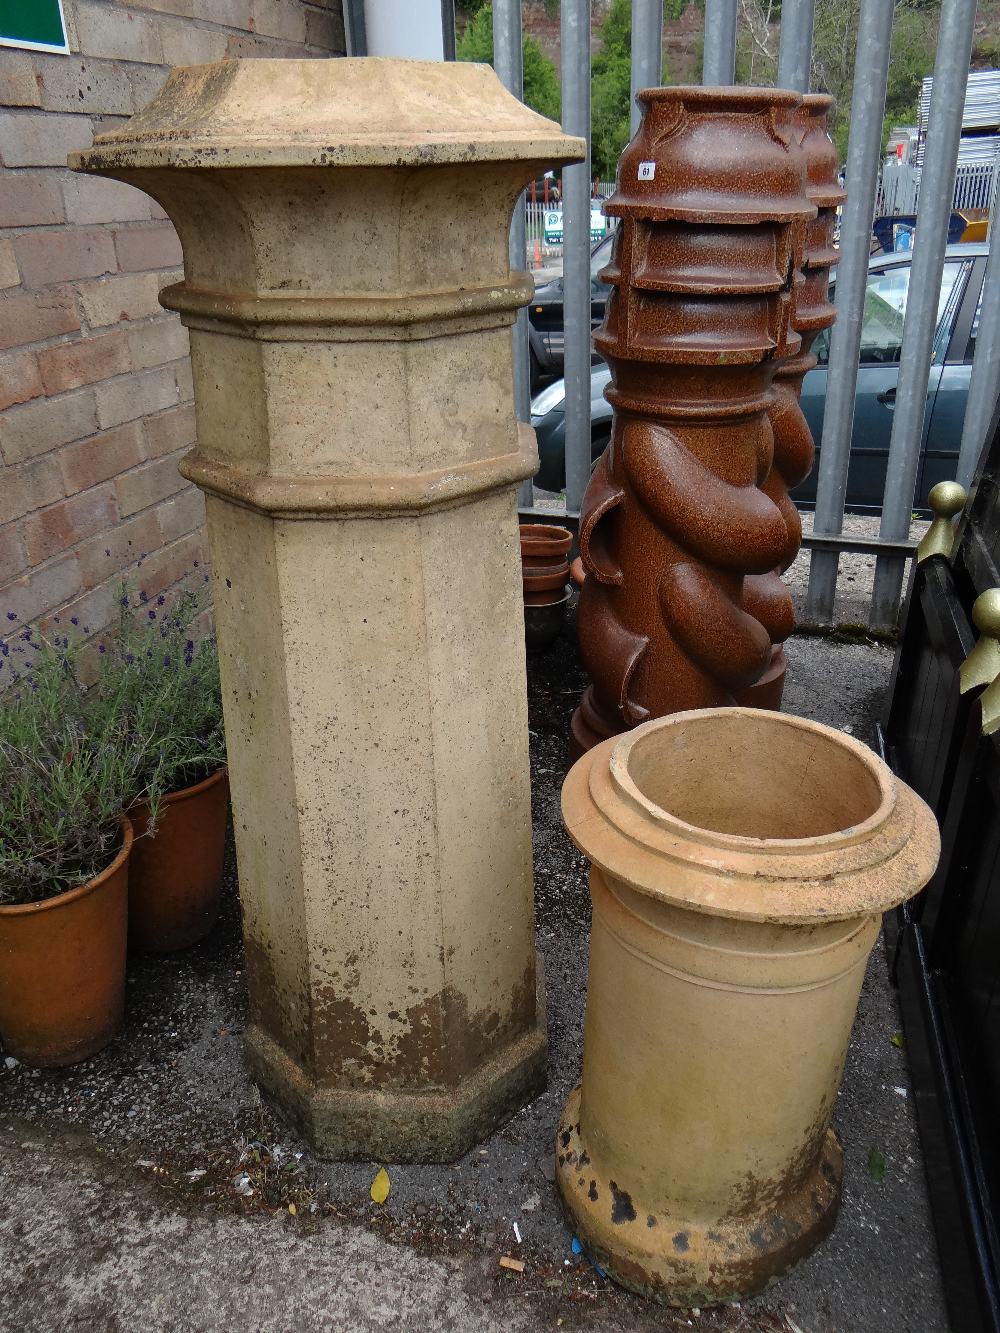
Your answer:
[638,161,656,180]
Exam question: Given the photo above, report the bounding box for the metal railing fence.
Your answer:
[877,157,1000,217]
[500,0,1000,630]
[524,200,618,267]
[868,0,979,627]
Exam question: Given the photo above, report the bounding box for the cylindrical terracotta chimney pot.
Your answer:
[70,59,584,1162]
[570,87,817,757]
[558,709,939,1304]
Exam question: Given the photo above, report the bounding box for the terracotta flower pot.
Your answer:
[557,709,940,1306]
[520,522,573,643]
[128,767,229,953]
[0,818,133,1067]
[519,523,573,570]
[523,567,571,595]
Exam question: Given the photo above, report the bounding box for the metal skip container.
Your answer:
[557,708,939,1305]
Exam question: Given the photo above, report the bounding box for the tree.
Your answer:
[591,0,633,178]
[457,6,561,122]
[591,0,673,179]
[735,0,941,162]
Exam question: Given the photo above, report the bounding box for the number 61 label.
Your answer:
[638,161,656,180]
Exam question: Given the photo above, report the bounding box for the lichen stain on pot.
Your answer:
[557,1101,843,1307]
[309,962,537,1088]
[242,935,312,1071]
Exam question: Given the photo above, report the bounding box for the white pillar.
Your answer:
[364,0,445,58]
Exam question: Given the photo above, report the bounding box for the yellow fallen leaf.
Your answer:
[370,1166,391,1204]
[499,1256,525,1273]
[288,1203,297,1216]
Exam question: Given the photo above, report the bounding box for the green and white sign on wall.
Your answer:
[0,0,70,54]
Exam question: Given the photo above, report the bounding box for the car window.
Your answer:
[591,233,614,295]
[965,284,983,363]
[812,261,962,367]
[858,262,961,365]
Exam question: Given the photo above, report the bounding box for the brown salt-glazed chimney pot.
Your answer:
[737,94,846,708]
[570,86,821,759]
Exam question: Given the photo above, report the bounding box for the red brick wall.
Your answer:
[0,1,344,638]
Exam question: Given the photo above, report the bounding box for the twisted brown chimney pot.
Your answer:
[570,88,817,758]
[738,94,845,707]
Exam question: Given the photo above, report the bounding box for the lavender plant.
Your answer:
[94,574,226,826]
[0,621,150,907]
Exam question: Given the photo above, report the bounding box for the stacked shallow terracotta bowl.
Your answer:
[519,523,573,648]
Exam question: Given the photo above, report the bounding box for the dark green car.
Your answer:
[530,242,990,511]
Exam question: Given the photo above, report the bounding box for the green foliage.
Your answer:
[882,3,938,144]
[591,0,672,179]
[591,0,633,179]
[736,0,941,165]
[0,574,225,907]
[457,6,561,121]
[95,576,226,815]
[0,626,149,906]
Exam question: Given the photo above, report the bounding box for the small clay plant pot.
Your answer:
[520,524,573,641]
[523,568,571,599]
[519,523,573,573]
[128,767,229,953]
[0,817,133,1067]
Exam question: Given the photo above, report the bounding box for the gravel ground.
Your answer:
[0,621,947,1332]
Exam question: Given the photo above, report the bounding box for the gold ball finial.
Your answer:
[928,480,967,520]
[961,586,1000,695]
[972,588,1000,640]
[966,587,1000,731]
[917,481,967,564]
